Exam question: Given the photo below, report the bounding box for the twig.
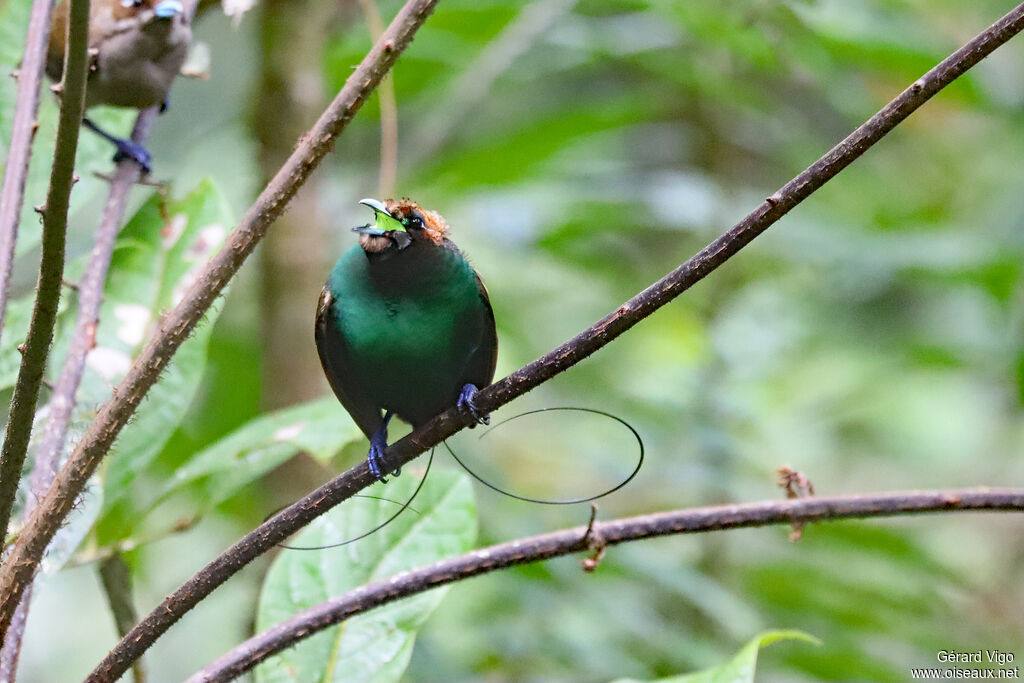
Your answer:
[0,0,91,549]
[186,488,1024,682]
[0,0,442,641]
[0,0,58,345]
[356,0,398,197]
[78,4,1024,680]
[98,555,146,683]
[0,109,156,683]
[776,465,815,541]
[580,503,605,572]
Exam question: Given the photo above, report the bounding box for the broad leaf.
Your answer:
[256,469,477,683]
[142,396,363,536]
[90,179,233,547]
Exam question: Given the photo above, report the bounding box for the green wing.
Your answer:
[314,287,384,440]
[463,270,499,389]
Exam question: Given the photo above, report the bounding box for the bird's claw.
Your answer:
[112,139,153,174]
[457,383,490,427]
[367,416,400,482]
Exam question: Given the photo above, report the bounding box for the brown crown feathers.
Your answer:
[358,199,451,253]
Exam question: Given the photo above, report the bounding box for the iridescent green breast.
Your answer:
[323,240,493,424]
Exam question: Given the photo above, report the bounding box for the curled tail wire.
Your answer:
[445,406,644,505]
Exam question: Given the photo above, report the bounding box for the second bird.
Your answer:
[316,199,498,480]
[47,0,192,170]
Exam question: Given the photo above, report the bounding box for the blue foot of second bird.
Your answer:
[82,117,153,174]
[457,383,490,426]
[112,139,153,174]
[367,411,399,482]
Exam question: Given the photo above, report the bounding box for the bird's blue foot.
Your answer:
[367,411,399,482]
[457,383,489,427]
[112,139,153,174]
[82,117,152,174]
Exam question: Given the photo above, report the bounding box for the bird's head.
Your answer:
[112,0,185,23]
[353,198,450,255]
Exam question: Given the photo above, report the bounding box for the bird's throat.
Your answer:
[358,233,393,254]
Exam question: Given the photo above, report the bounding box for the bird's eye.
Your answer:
[407,215,424,230]
[120,0,144,6]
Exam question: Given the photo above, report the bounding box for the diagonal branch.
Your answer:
[0,0,91,547]
[80,3,1024,681]
[0,0,58,345]
[0,0,442,640]
[187,488,1024,682]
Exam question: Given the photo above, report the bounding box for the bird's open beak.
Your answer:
[353,198,406,236]
[153,0,184,19]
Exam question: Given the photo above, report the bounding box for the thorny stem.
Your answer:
[0,0,91,554]
[0,1,61,672]
[30,109,155,516]
[78,3,1024,681]
[0,108,157,683]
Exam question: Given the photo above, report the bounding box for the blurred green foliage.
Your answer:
[2,0,1023,681]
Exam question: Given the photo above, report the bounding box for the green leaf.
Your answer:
[610,630,819,683]
[142,396,363,534]
[87,179,233,547]
[255,469,477,683]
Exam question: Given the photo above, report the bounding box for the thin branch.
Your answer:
[0,109,156,682]
[187,488,1024,682]
[356,0,399,197]
[0,7,65,672]
[31,109,154,508]
[0,0,58,345]
[0,0,441,640]
[80,4,1024,681]
[0,0,91,547]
